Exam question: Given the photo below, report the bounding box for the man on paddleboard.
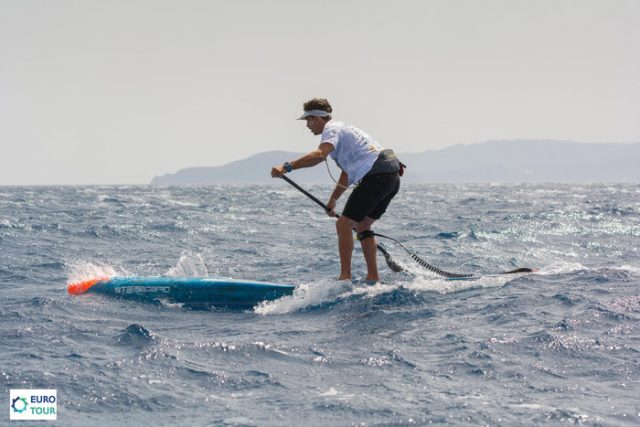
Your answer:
[271,98,402,283]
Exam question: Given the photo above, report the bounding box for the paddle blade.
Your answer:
[500,267,536,274]
[378,244,404,272]
[67,277,109,295]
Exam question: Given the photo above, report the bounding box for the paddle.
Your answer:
[279,175,403,272]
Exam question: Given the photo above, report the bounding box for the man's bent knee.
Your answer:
[336,216,355,234]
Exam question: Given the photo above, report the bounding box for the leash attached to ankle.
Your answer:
[356,230,375,241]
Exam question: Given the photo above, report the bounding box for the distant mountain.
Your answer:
[151,140,640,185]
[403,140,640,183]
[151,151,341,185]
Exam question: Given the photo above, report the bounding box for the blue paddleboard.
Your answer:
[69,276,295,308]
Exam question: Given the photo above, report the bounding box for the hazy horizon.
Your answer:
[1,0,639,185]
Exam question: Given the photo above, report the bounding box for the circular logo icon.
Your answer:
[11,396,28,413]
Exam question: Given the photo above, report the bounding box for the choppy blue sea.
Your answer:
[1,183,639,426]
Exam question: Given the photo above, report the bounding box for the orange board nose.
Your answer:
[67,277,109,295]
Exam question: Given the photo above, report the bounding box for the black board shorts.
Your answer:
[342,172,400,222]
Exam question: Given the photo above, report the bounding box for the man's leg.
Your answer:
[336,215,357,280]
[355,217,378,282]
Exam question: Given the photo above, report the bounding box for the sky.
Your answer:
[1,0,639,185]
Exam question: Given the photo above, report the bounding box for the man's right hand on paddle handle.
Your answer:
[326,198,337,217]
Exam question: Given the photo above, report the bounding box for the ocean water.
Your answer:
[1,183,639,426]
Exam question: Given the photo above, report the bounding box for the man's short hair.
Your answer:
[303,98,332,114]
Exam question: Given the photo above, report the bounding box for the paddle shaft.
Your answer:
[281,175,338,218]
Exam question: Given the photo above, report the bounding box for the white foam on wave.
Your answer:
[65,252,212,285]
[536,262,587,275]
[344,282,398,298]
[403,275,514,294]
[318,387,355,400]
[254,279,352,315]
[165,251,209,277]
[65,260,130,284]
[254,271,518,315]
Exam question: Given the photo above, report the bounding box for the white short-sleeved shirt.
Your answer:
[321,120,382,185]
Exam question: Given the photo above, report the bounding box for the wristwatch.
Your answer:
[283,162,293,173]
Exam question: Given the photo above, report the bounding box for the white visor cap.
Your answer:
[297,109,332,120]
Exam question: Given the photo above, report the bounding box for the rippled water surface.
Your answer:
[1,183,639,426]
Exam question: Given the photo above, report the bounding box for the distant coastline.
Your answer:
[151,140,640,185]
